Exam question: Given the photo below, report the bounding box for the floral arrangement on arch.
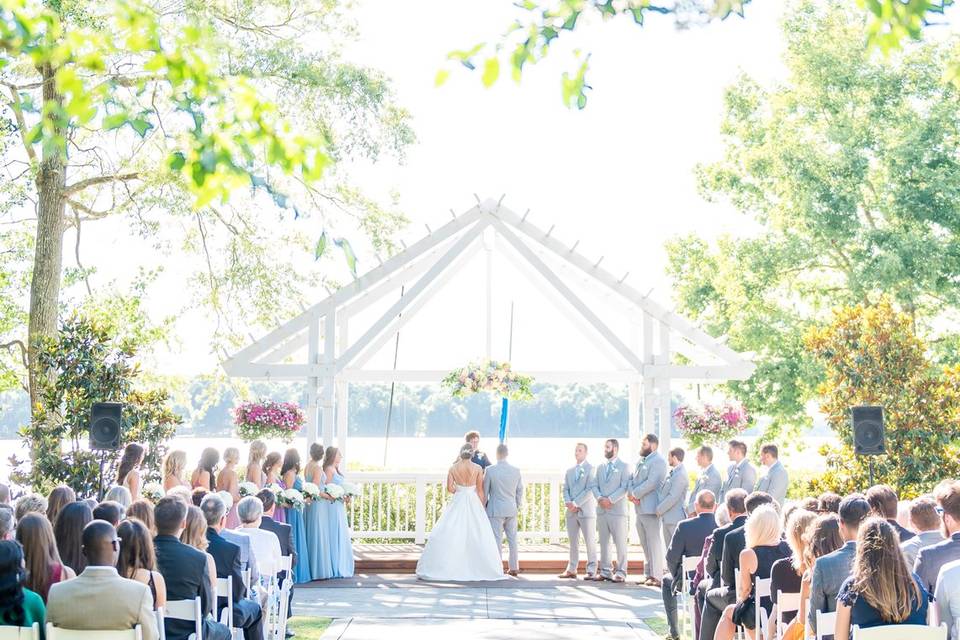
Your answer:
[233,400,304,443]
[674,401,750,447]
[441,360,534,402]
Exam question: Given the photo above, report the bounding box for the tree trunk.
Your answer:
[27,62,66,412]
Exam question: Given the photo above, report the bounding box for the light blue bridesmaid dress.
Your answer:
[305,476,332,581]
[325,471,355,578]
[284,476,312,583]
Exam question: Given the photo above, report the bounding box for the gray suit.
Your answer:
[592,457,631,579]
[562,462,598,575]
[686,464,722,514]
[808,540,856,634]
[221,527,260,584]
[630,451,668,578]
[656,463,689,549]
[755,460,789,505]
[915,533,960,594]
[483,461,523,571]
[719,459,757,503]
[902,529,945,570]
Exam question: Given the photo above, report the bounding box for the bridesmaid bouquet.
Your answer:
[301,482,321,502]
[325,484,345,501]
[141,482,163,502]
[278,488,305,511]
[239,482,260,498]
[340,481,360,497]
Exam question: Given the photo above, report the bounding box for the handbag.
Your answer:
[731,595,756,628]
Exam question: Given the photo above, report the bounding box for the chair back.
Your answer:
[852,624,947,640]
[154,609,165,640]
[775,590,801,640]
[241,568,250,592]
[46,624,142,640]
[164,597,203,640]
[215,576,238,637]
[0,623,40,640]
[278,555,293,575]
[815,610,837,640]
[754,578,772,636]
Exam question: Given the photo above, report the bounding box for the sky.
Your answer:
[71,0,793,378]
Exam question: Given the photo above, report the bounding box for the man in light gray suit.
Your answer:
[629,433,668,586]
[901,497,944,569]
[687,445,722,516]
[589,438,631,583]
[808,495,871,635]
[559,442,598,579]
[483,444,524,576]
[656,447,689,550]
[718,439,757,503]
[754,443,789,505]
[915,482,960,594]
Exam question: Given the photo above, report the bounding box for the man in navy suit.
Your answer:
[698,489,747,640]
[201,494,264,640]
[465,430,491,469]
[662,490,717,640]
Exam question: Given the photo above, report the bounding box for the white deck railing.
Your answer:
[345,471,566,544]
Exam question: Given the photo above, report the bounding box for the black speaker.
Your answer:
[851,405,885,456]
[89,402,122,450]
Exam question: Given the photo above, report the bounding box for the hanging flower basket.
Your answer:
[442,359,534,402]
[233,400,304,443]
[674,402,749,447]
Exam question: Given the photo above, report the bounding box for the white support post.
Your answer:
[549,477,561,543]
[336,315,349,459]
[628,383,641,465]
[658,320,672,451]
[485,228,494,359]
[414,476,426,544]
[642,313,656,440]
[321,312,336,448]
[306,318,320,448]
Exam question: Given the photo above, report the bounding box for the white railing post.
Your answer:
[549,477,560,543]
[414,476,426,544]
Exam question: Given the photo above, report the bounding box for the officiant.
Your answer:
[465,430,491,469]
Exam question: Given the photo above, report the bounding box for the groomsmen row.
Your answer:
[560,435,789,585]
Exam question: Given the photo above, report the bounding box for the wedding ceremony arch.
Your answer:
[223,197,755,463]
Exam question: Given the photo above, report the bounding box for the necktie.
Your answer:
[576,465,584,481]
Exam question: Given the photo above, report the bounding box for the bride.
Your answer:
[416,443,505,581]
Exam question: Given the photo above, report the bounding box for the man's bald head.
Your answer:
[82,519,120,567]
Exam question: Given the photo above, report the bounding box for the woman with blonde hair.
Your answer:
[127,499,156,535]
[163,450,189,492]
[715,504,791,639]
[245,440,267,487]
[834,518,930,639]
[769,509,817,631]
[217,447,241,529]
[180,505,217,596]
[45,485,75,526]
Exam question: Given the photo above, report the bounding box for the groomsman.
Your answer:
[559,443,598,579]
[590,438,631,583]
[629,433,668,586]
[483,444,523,576]
[656,447,689,549]
[687,446,722,515]
[718,439,756,503]
[465,430,491,469]
[754,444,789,505]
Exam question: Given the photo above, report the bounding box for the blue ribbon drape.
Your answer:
[498,397,509,443]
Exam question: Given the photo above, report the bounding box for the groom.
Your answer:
[483,444,523,576]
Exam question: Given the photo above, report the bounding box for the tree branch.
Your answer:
[63,172,140,196]
[4,86,37,164]
[0,340,28,369]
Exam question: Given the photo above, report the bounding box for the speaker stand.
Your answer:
[868,458,875,488]
[97,450,108,501]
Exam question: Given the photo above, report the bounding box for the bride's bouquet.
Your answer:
[325,484,345,501]
[301,482,321,502]
[238,482,260,498]
[277,488,305,511]
[141,482,163,503]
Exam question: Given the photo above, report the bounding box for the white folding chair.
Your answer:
[155,609,165,640]
[775,590,801,640]
[733,569,744,640]
[680,555,700,640]
[852,624,947,640]
[241,568,251,592]
[45,624,142,640]
[215,576,240,640]
[272,577,292,640]
[0,623,40,640]
[815,609,837,640]
[164,597,203,640]
[755,577,772,638]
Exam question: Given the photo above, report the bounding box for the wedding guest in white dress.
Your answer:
[416,444,505,582]
[559,442,597,579]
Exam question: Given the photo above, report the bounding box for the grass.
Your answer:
[643,615,670,637]
[287,616,333,639]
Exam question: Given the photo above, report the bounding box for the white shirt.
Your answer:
[936,558,960,640]
[234,526,282,579]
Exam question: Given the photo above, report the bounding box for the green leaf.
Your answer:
[314,231,328,261]
[481,57,500,87]
[128,117,153,137]
[103,112,128,131]
[334,237,357,274]
[168,151,186,172]
[434,69,451,87]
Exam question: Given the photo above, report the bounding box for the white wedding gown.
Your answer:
[415,484,506,581]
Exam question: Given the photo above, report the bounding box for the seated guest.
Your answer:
[0,540,46,632]
[117,519,166,610]
[234,497,281,578]
[105,485,133,510]
[866,484,915,541]
[770,509,817,626]
[661,489,716,640]
[154,497,230,640]
[699,489,748,640]
[935,558,960,640]
[46,485,76,525]
[180,505,218,596]
[692,504,730,640]
[54,501,93,574]
[257,489,295,616]
[835,518,930,639]
[166,486,192,504]
[915,480,960,594]
[715,504,791,639]
[14,495,46,522]
[781,513,845,640]
[0,507,12,541]
[16,513,75,602]
[200,494,264,640]
[0,483,9,505]
[817,492,841,514]
[92,500,125,526]
[217,494,261,585]
[808,495,870,636]
[46,520,158,640]
[799,497,819,512]
[126,499,156,535]
[901,497,944,568]
[192,487,210,507]
[718,492,777,609]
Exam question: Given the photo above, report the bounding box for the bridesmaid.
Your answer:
[263,452,285,524]
[217,447,241,529]
[162,451,189,492]
[117,443,145,501]
[281,448,311,583]
[245,440,267,487]
[304,443,331,581]
[321,447,354,579]
[191,448,219,491]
